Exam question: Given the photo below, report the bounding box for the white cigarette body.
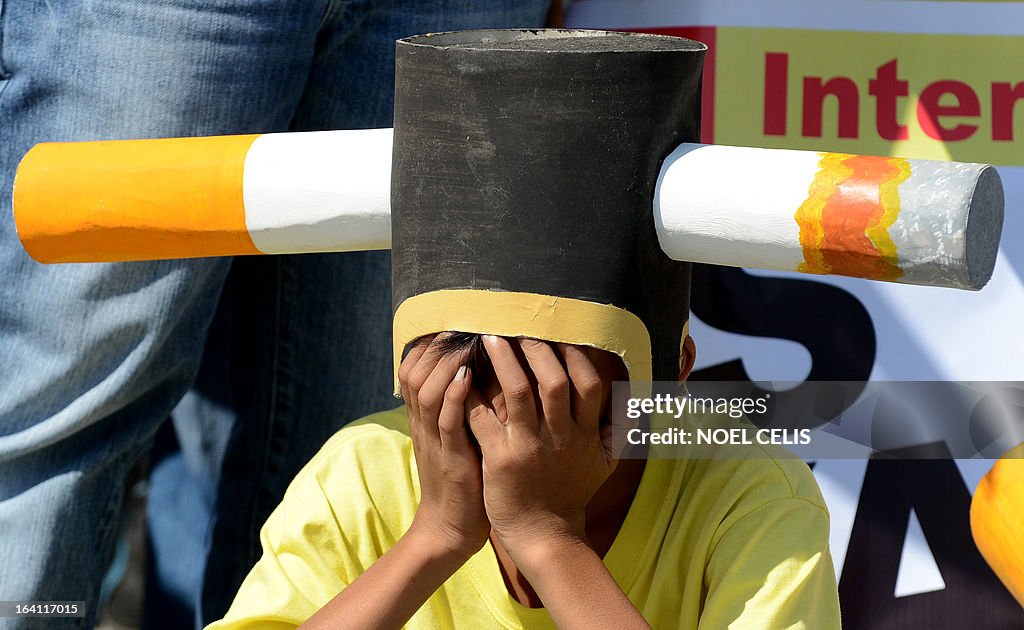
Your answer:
[655,143,1003,290]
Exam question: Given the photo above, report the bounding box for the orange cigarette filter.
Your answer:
[14,135,262,263]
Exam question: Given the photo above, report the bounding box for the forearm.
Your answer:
[515,536,651,630]
[300,525,471,630]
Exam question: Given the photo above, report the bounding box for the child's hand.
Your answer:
[467,335,615,561]
[400,334,490,559]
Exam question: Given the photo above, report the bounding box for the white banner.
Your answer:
[567,1,1024,626]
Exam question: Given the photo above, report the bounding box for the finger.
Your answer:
[416,346,466,442]
[518,338,571,434]
[402,334,446,421]
[438,366,476,457]
[466,382,504,450]
[399,334,436,407]
[557,343,604,432]
[398,334,436,392]
[482,335,538,431]
[400,336,437,448]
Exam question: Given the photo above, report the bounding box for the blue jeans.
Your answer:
[0,1,550,628]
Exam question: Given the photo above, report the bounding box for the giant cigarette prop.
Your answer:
[14,129,1001,291]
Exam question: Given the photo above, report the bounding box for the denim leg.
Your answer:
[0,1,333,627]
[156,1,554,626]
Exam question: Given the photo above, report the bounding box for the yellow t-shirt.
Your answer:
[208,406,841,630]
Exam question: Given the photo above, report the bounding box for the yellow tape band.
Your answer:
[392,289,652,399]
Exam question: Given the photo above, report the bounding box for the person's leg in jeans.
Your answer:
[0,2,353,627]
[141,1,553,627]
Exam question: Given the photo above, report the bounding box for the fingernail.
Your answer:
[483,335,499,344]
[455,365,467,381]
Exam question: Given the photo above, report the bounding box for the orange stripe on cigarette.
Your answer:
[971,443,1024,607]
[14,134,262,263]
[795,153,910,281]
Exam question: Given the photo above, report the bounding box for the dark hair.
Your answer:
[435,332,491,377]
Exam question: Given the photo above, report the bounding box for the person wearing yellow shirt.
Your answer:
[208,332,841,629]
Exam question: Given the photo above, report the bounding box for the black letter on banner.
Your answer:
[689,266,875,430]
[839,444,1023,629]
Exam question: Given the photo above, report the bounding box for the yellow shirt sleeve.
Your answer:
[698,496,841,630]
[205,467,350,629]
[206,412,419,630]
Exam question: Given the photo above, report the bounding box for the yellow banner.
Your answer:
[714,28,1024,165]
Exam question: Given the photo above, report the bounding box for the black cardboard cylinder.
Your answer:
[392,29,705,380]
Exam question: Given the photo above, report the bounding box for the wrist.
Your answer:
[407,515,486,564]
[493,508,586,551]
[502,527,593,576]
